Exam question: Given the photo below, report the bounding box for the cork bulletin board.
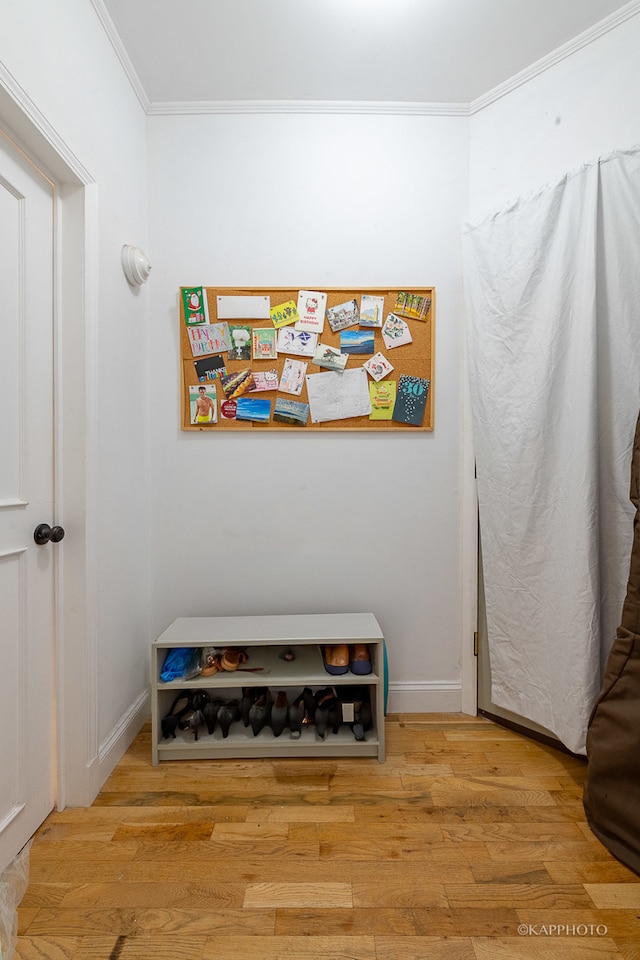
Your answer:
[180,287,435,432]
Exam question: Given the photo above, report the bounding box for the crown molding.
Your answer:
[146,99,470,117]
[89,0,150,113]
[470,0,640,114]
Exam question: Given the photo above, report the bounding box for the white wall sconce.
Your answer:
[122,244,152,285]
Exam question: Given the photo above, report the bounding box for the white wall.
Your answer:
[0,0,150,798]
[147,112,469,710]
[469,13,640,218]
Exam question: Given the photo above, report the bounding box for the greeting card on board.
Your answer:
[369,380,396,420]
[194,355,226,382]
[189,385,217,424]
[381,313,413,350]
[216,295,271,320]
[252,369,279,392]
[363,352,394,382]
[270,300,299,329]
[182,287,209,326]
[188,322,231,357]
[295,290,327,334]
[279,358,307,395]
[392,375,430,426]
[359,294,385,328]
[252,327,278,360]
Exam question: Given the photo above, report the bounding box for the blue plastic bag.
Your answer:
[160,647,198,682]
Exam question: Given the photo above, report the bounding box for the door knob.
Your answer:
[34,523,65,545]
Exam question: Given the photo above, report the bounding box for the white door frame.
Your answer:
[1,66,99,809]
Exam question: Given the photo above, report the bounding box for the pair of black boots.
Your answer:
[240,687,302,738]
[161,690,239,741]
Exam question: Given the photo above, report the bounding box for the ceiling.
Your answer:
[101,0,633,107]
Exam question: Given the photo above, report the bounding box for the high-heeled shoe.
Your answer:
[161,692,192,739]
[217,698,240,738]
[270,691,289,737]
[288,693,305,740]
[352,699,372,742]
[203,697,223,735]
[314,686,337,740]
[249,690,272,736]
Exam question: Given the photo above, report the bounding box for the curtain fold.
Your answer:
[463,147,640,754]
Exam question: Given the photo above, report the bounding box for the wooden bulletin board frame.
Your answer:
[180,287,435,432]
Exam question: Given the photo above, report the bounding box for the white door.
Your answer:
[0,132,57,872]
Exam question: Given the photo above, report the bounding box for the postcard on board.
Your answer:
[216,295,271,320]
[252,327,278,360]
[359,294,385,328]
[220,368,256,399]
[228,324,252,360]
[363,352,394,382]
[340,329,375,355]
[313,343,349,372]
[236,397,272,423]
[382,313,413,350]
[270,300,300,329]
[306,368,371,423]
[277,327,318,357]
[273,397,309,427]
[393,291,432,322]
[280,358,308,395]
[326,298,359,333]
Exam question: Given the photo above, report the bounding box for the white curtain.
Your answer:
[463,147,640,754]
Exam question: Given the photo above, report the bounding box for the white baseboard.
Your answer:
[89,689,150,799]
[387,681,462,714]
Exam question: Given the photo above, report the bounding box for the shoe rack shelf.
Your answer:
[151,613,385,764]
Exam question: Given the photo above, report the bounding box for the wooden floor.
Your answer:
[16,714,640,960]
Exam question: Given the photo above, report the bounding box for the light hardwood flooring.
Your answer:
[16,714,640,959]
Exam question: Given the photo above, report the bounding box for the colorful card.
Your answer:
[296,290,327,334]
[228,324,252,360]
[369,380,396,420]
[252,369,279,392]
[359,294,385,328]
[194,355,226,382]
[189,385,217,424]
[182,287,209,326]
[326,298,359,333]
[221,399,237,419]
[188,322,231,358]
[392,375,430,426]
[270,300,299,329]
[382,313,413,350]
[220,368,256,399]
[363,352,394,381]
[273,397,309,427]
[277,327,318,357]
[340,329,375,355]
[313,343,348,372]
[235,397,271,423]
[280,358,307,396]
[252,327,278,360]
[394,291,432,322]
